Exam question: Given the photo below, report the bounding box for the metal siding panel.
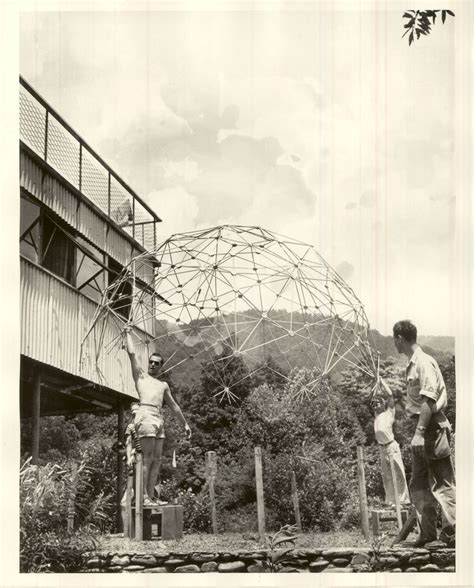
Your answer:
[20,152,44,202]
[104,226,133,267]
[77,203,106,250]
[20,258,137,400]
[20,260,51,364]
[42,175,77,228]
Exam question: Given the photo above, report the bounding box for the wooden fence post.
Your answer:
[389,454,403,531]
[356,446,370,540]
[67,463,78,533]
[135,453,143,540]
[254,446,266,542]
[124,467,134,538]
[205,451,218,534]
[290,470,302,533]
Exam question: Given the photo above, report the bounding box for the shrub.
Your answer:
[20,456,111,572]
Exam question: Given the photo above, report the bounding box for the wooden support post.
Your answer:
[124,468,134,538]
[391,506,418,547]
[254,446,266,542]
[31,371,41,465]
[290,470,302,533]
[389,454,403,531]
[205,451,218,534]
[116,401,125,533]
[67,463,78,533]
[135,453,144,540]
[356,446,370,540]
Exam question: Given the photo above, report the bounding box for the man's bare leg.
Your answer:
[140,437,156,501]
[147,439,164,500]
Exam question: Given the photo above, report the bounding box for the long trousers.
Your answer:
[379,441,410,505]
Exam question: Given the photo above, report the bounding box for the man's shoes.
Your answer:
[143,496,156,507]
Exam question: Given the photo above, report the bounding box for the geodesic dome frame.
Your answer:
[82,225,378,402]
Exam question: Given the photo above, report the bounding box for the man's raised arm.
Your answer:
[123,327,143,384]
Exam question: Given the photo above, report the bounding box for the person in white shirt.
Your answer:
[371,380,410,507]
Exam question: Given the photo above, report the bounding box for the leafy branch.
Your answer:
[402,10,455,46]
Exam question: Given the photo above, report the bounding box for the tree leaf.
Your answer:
[446,10,455,17]
[404,22,412,28]
[409,31,414,45]
[402,12,413,18]
[442,10,446,24]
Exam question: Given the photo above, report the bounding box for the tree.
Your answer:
[402,10,455,46]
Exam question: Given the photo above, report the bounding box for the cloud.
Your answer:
[335,261,355,280]
[147,185,199,237]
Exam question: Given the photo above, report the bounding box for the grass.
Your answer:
[96,529,373,555]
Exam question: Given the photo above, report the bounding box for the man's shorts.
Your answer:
[134,405,165,439]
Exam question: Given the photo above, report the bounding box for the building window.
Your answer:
[108,258,132,319]
[20,196,41,262]
[75,237,106,303]
[42,214,76,284]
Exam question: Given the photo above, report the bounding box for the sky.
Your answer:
[19,3,457,336]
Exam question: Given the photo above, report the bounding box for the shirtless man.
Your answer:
[124,328,191,506]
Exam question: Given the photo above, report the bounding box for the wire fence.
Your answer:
[19,78,160,251]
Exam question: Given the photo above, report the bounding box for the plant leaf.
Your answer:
[442,10,446,24]
[446,10,455,17]
[272,535,298,548]
[409,31,414,45]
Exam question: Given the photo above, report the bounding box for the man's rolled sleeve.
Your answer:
[417,360,439,402]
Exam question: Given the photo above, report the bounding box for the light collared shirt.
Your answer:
[374,406,395,444]
[405,345,447,416]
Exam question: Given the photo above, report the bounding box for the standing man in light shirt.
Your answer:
[393,320,455,546]
[124,327,191,506]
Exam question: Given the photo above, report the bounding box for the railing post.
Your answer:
[254,446,266,542]
[44,110,49,162]
[79,143,83,192]
[357,446,370,540]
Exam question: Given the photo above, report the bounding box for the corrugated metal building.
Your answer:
[19,78,162,519]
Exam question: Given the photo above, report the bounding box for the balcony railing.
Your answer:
[19,77,161,251]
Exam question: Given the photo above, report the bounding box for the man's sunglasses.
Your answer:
[149,360,162,366]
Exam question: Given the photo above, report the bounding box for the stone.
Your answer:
[431,551,455,566]
[174,564,201,573]
[332,557,350,567]
[86,568,102,573]
[218,561,247,573]
[87,558,102,568]
[218,553,235,562]
[242,551,266,560]
[309,559,330,572]
[145,567,168,573]
[106,566,123,573]
[409,555,430,565]
[391,568,402,572]
[322,549,354,558]
[321,567,353,573]
[131,555,157,566]
[110,555,130,567]
[444,566,455,572]
[201,562,219,572]
[424,540,446,549]
[380,556,399,568]
[192,553,216,563]
[123,565,145,572]
[351,552,370,565]
[419,564,440,572]
[165,558,187,566]
[403,567,418,572]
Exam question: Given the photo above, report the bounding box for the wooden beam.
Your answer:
[356,446,370,540]
[254,446,266,542]
[290,470,302,533]
[116,401,125,533]
[31,371,41,464]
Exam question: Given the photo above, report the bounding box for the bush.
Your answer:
[20,456,111,572]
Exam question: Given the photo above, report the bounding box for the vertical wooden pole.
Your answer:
[254,446,266,542]
[205,451,218,534]
[116,401,125,533]
[67,463,78,533]
[356,446,370,540]
[124,469,133,538]
[389,454,403,531]
[135,453,143,540]
[31,371,41,465]
[290,470,302,533]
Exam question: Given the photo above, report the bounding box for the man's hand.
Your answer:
[411,432,425,456]
[184,423,192,439]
